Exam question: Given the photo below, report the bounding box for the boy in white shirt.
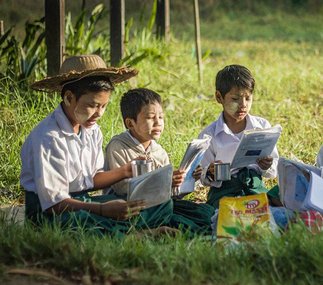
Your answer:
[20,55,170,236]
[198,64,279,208]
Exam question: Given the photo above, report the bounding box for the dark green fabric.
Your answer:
[25,191,214,236]
[171,199,214,235]
[267,185,280,199]
[206,167,268,208]
[24,191,173,237]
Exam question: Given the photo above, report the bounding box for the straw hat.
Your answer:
[31,54,138,92]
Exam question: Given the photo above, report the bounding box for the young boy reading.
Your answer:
[198,64,279,208]
[20,55,171,236]
[105,88,214,234]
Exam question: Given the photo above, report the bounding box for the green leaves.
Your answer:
[0,18,45,86]
[65,4,106,56]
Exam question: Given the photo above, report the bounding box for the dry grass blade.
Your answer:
[6,268,68,284]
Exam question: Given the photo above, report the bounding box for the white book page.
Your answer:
[176,135,211,194]
[231,124,282,169]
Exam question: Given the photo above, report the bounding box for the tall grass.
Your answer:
[0,213,323,284]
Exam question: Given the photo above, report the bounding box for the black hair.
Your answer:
[215,64,255,97]
[61,76,114,100]
[120,88,162,127]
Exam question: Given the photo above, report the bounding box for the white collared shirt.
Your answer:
[198,113,279,187]
[20,104,104,210]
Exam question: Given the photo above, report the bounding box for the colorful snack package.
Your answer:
[217,193,271,239]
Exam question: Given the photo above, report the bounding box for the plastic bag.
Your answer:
[216,193,272,239]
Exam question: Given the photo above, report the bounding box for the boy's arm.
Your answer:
[93,163,132,189]
[198,140,223,187]
[105,142,132,195]
[261,152,278,178]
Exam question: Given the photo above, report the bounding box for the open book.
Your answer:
[231,124,282,169]
[175,134,212,195]
[127,164,173,208]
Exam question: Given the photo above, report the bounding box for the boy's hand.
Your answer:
[207,160,223,181]
[257,156,273,170]
[101,199,146,220]
[172,169,186,187]
[122,162,133,178]
[192,165,202,181]
[134,156,148,161]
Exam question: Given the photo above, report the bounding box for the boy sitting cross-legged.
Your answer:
[105,88,214,235]
[198,64,279,209]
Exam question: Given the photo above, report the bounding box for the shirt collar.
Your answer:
[126,130,157,151]
[245,113,264,129]
[214,112,231,137]
[54,104,98,137]
[213,112,262,137]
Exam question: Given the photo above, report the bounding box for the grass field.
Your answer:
[0,1,323,284]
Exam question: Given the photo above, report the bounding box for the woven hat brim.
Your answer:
[31,67,138,92]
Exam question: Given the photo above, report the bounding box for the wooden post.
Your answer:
[110,0,125,66]
[156,0,170,41]
[0,21,4,36]
[45,0,65,76]
[193,0,203,84]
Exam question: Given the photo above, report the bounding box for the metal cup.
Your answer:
[131,160,153,177]
[214,163,231,181]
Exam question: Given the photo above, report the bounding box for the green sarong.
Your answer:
[25,191,173,237]
[171,199,214,235]
[206,167,268,208]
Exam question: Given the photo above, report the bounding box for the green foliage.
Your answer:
[65,4,107,57]
[0,18,46,88]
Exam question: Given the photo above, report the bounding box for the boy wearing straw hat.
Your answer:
[20,55,173,236]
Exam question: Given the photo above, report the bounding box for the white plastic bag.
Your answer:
[278,158,323,212]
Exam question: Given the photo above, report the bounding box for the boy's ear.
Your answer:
[63,91,75,107]
[215,91,223,104]
[125,118,134,129]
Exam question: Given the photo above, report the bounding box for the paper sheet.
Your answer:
[127,164,173,208]
[231,124,282,169]
[176,135,211,194]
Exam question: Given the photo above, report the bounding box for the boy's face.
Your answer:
[127,102,164,143]
[64,90,110,129]
[216,86,253,124]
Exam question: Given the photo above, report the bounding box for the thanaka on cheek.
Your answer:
[225,101,239,117]
[74,104,95,125]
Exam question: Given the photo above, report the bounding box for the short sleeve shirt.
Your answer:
[198,113,279,186]
[20,105,104,210]
[105,131,169,195]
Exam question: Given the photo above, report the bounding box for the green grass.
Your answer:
[0,2,323,284]
[0,213,323,284]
